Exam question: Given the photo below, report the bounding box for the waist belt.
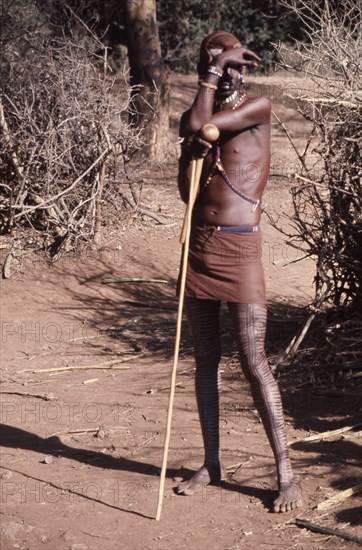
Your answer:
[193,218,260,233]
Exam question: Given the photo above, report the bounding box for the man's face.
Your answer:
[208,45,242,101]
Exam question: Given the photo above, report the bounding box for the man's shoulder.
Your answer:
[244,94,271,125]
[247,94,271,112]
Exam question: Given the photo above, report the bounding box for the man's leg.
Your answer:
[227,302,302,512]
[177,297,224,495]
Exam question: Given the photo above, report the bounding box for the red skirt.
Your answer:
[179,226,266,304]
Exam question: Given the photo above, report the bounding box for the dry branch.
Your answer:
[17,356,141,374]
[274,312,317,369]
[0,5,148,255]
[288,422,362,445]
[102,277,170,284]
[21,365,130,374]
[316,482,362,510]
[0,390,56,401]
[12,148,112,220]
[295,518,362,545]
[274,0,362,308]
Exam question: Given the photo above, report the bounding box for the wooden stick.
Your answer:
[18,365,130,374]
[123,299,177,311]
[275,312,316,369]
[288,422,362,445]
[179,125,218,245]
[316,481,362,510]
[83,378,99,385]
[17,356,140,374]
[155,158,200,521]
[295,518,362,544]
[102,278,169,284]
[298,97,359,108]
[0,390,55,401]
[155,124,219,521]
[179,157,202,244]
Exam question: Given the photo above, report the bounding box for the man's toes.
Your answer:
[273,499,282,513]
[176,482,187,494]
[177,480,197,495]
[273,497,302,512]
[273,498,289,512]
[181,486,193,496]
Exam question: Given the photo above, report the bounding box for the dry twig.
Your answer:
[288,422,362,445]
[102,277,170,284]
[0,4,148,255]
[295,518,362,545]
[0,390,55,401]
[316,482,362,510]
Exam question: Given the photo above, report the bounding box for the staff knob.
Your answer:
[200,123,220,143]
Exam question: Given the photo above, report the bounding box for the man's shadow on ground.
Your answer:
[1,423,275,513]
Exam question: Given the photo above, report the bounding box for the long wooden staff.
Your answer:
[155,123,219,521]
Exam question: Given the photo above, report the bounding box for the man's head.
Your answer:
[198,31,244,102]
[199,31,241,68]
[198,31,242,73]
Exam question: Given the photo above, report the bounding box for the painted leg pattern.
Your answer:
[176,297,224,495]
[227,302,302,512]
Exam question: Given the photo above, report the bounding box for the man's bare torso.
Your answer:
[180,99,271,226]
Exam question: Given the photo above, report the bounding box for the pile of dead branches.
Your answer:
[274,304,362,393]
[274,0,362,308]
[0,3,145,257]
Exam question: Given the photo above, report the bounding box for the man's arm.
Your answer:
[177,145,193,204]
[186,46,261,133]
[209,96,271,133]
[177,112,213,204]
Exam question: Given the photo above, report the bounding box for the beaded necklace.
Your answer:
[217,90,247,110]
[232,92,247,110]
[219,90,238,104]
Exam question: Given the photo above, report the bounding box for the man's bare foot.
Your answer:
[176,464,223,495]
[273,478,302,512]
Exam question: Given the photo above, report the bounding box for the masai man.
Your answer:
[176,31,302,512]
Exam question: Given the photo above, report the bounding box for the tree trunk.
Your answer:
[124,0,170,160]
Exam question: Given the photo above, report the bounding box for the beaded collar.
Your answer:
[232,92,247,110]
[219,90,238,104]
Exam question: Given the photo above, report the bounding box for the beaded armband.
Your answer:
[207,66,223,78]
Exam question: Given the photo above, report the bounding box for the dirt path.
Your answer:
[1,73,361,550]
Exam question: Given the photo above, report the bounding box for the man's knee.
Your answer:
[239,351,273,383]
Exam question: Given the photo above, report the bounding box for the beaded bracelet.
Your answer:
[200,82,218,90]
[208,66,223,78]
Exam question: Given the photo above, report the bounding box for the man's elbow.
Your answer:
[177,176,189,204]
[186,116,204,135]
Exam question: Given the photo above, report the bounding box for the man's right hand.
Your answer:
[213,46,260,71]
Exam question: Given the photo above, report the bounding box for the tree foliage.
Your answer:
[156,0,304,72]
[0,0,144,256]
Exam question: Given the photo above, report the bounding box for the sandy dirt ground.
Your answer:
[1,72,361,550]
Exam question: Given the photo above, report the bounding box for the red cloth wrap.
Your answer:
[179,226,266,304]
